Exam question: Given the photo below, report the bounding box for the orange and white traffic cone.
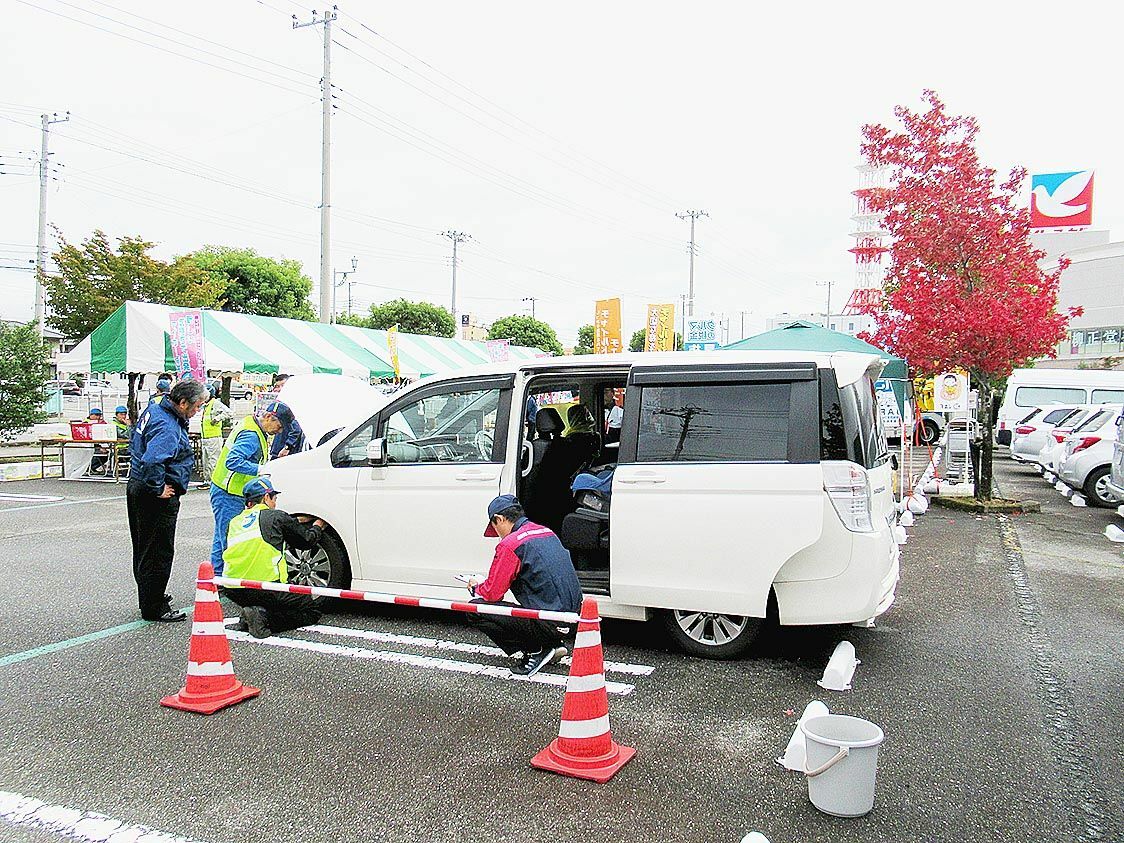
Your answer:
[161,562,260,715]
[531,597,635,783]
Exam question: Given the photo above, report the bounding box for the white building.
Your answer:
[764,311,876,338]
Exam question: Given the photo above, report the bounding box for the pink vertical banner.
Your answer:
[485,339,511,362]
[169,309,206,382]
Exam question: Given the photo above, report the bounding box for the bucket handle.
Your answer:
[804,745,849,778]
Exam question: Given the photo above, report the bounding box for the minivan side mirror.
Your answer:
[366,437,388,466]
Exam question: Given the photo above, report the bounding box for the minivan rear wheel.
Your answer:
[661,609,762,659]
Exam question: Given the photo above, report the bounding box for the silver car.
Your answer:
[1010,405,1084,463]
[1058,406,1124,507]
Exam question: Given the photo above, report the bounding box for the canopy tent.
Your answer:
[55,300,542,380]
[721,320,909,409]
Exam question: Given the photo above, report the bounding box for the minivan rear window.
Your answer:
[1091,389,1124,403]
[1015,386,1085,407]
[635,383,789,462]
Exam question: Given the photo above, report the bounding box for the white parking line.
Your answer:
[301,623,657,676]
[226,628,637,695]
[0,789,210,843]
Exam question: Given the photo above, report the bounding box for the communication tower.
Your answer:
[844,163,889,314]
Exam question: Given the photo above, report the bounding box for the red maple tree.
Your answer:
[859,90,1078,499]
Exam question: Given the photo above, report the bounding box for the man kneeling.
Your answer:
[466,495,582,677]
[221,477,325,639]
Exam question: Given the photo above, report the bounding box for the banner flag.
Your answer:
[387,325,401,379]
[645,303,676,351]
[169,309,206,381]
[594,298,623,354]
[485,339,511,362]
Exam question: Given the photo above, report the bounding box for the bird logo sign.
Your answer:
[1030,170,1094,229]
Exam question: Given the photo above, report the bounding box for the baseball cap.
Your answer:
[156,378,172,392]
[261,400,293,422]
[114,405,128,414]
[484,494,520,537]
[243,476,279,503]
[88,408,103,417]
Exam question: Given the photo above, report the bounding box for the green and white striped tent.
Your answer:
[56,300,543,379]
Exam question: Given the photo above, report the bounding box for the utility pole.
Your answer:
[676,209,708,318]
[522,296,537,320]
[35,111,69,338]
[293,6,338,324]
[332,256,358,322]
[440,230,473,325]
[817,280,835,328]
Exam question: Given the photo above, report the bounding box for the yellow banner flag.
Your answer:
[386,324,401,379]
[645,303,676,351]
[594,298,623,354]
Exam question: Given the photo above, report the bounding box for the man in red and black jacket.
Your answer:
[467,494,582,677]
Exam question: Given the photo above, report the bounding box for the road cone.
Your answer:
[531,598,635,783]
[161,562,260,715]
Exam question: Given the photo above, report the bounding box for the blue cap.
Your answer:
[114,405,128,414]
[156,378,172,392]
[88,408,103,416]
[261,400,293,421]
[243,476,279,502]
[484,494,520,536]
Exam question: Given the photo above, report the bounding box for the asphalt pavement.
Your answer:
[0,464,1120,843]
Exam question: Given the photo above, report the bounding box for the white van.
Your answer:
[269,351,900,658]
[997,369,1124,446]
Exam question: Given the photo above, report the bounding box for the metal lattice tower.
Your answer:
[845,163,889,314]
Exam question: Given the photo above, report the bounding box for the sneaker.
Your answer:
[511,647,557,678]
[552,646,568,663]
[242,606,271,639]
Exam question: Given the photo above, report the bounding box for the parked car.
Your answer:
[1010,405,1086,463]
[1107,411,1124,505]
[207,378,253,401]
[1057,406,1124,507]
[81,378,118,396]
[1036,406,1106,475]
[268,351,900,659]
[46,379,81,396]
[997,368,1124,445]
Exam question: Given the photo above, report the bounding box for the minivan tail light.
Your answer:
[822,461,874,533]
[1071,436,1101,454]
[1015,425,1036,435]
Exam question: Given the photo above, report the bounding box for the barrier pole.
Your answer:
[211,575,581,625]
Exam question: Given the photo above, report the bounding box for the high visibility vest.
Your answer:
[224,503,287,584]
[201,401,223,439]
[113,418,130,439]
[210,416,268,496]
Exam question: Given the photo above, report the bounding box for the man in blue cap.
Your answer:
[265,399,306,459]
[220,477,325,639]
[149,377,172,405]
[209,403,286,575]
[465,494,582,677]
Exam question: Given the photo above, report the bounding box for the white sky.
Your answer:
[1,0,1120,345]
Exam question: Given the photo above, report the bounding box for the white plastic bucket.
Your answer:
[801,714,884,817]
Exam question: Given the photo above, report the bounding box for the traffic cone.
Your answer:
[530,598,635,783]
[161,562,260,714]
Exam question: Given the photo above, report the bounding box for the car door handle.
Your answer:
[455,469,498,481]
[617,471,666,484]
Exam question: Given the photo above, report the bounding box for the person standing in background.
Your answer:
[149,377,172,405]
[198,383,232,479]
[126,379,209,622]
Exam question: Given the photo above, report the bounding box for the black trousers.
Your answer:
[126,480,181,620]
[222,587,321,634]
[466,600,573,656]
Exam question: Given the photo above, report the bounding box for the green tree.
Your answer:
[46,229,225,338]
[574,324,595,355]
[488,315,563,356]
[188,246,314,320]
[333,312,370,328]
[367,299,455,337]
[0,322,49,439]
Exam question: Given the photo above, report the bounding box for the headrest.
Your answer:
[535,407,564,436]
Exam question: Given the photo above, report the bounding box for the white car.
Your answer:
[270,351,900,659]
[1036,406,1106,475]
[1107,411,1124,505]
[1010,405,1085,463]
[81,378,118,396]
[1057,406,1123,507]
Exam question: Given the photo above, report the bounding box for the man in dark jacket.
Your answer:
[466,495,582,677]
[127,379,209,622]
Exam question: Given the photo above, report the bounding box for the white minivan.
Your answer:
[269,351,900,658]
[997,369,1124,446]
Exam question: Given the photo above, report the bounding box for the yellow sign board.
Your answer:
[386,324,401,379]
[594,298,623,354]
[645,303,676,351]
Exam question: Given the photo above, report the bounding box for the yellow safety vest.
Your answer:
[224,503,287,584]
[201,401,223,439]
[210,416,268,496]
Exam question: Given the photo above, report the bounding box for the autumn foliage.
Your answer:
[858,91,1079,498]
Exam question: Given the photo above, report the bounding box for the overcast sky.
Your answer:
[1,0,1120,345]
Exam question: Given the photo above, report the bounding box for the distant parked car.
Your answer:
[81,378,117,396]
[1036,406,1105,475]
[46,379,81,396]
[1010,405,1085,463]
[207,378,253,400]
[1058,406,1123,507]
[1106,411,1124,505]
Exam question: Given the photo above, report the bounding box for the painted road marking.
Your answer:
[0,493,65,502]
[0,495,126,514]
[225,628,637,695]
[301,622,657,676]
[0,789,211,843]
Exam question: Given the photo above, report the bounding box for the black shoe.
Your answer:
[232,617,249,633]
[511,648,557,677]
[145,608,187,623]
[242,606,271,639]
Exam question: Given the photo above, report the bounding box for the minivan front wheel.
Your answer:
[662,609,762,659]
[284,530,351,606]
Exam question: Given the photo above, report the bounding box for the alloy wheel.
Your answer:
[672,610,750,647]
[285,546,332,588]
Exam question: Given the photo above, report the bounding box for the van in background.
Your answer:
[997,369,1124,446]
